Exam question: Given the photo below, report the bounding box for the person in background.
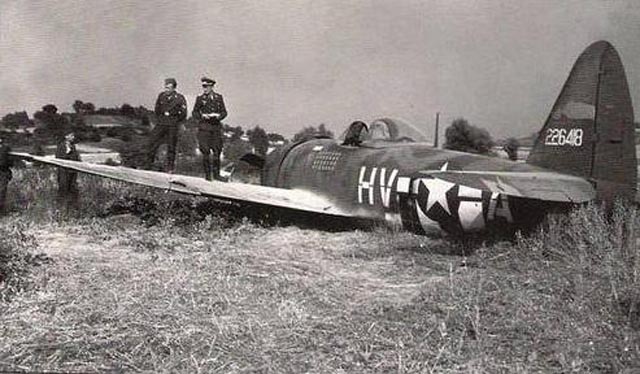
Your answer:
[503,138,520,161]
[55,131,81,210]
[0,137,13,215]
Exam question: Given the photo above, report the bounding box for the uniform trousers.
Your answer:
[146,116,180,171]
[197,122,223,180]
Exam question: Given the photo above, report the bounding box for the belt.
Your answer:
[200,119,221,126]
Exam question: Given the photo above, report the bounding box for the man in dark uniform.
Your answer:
[55,131,81,211]
[192,76,227,181]
[146,78,187,172]
[0,137,13,215]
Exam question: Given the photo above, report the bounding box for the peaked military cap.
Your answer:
[201,76,216,85]
[164,78,177,86]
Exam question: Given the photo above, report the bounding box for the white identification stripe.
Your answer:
[396,177,411,193]
[457,185,482,199]
[367,168,377,204]
[481,178,521,196]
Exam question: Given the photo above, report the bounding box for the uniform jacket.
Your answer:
[154,91,188,122]
[192,92,227,130]
[55,141,80,161]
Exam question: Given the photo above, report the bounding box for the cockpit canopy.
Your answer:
[339,118,430,145]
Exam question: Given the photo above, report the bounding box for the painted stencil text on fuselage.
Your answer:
[358,166,406,207]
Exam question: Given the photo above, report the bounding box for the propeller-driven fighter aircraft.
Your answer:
[13,41,637,236]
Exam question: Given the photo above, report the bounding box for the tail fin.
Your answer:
[527,40,637,202]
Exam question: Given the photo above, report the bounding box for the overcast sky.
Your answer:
[1,0,639,139]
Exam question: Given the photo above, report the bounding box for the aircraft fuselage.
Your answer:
[261,139,563,235]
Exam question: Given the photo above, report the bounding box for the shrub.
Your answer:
[119,135,148,168]
[292,124,334,143]
[444,118,494,154]
[247,126,269,156]
[104,158,119,166]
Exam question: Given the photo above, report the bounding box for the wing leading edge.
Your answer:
[420,170,596,203]
[12,153,357,218]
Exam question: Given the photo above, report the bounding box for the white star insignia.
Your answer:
[422,178,455,215]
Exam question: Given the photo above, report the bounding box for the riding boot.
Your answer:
[202,156,212,181]
[212,159,221,181]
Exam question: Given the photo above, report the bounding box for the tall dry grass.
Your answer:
[0,221,45,302]
[1,167,640,372]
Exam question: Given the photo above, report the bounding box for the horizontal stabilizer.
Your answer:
[420,170,596,203]
[12,153,357,217]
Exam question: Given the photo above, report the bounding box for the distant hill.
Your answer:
[82,115,151,140]
[82,115,143,128]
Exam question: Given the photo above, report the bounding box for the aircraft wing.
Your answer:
[420,170,596,203]
[12,153,356,217]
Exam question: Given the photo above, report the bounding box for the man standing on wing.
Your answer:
[192,76,227,181]
[146,78,187,172]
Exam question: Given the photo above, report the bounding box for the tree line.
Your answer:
[1,101,519,159]
[0,101,335,151]
[0,101,338,165]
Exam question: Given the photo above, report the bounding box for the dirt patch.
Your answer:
[34,228,133,262]
[230,227,451,306]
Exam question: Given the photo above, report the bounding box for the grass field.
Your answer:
[1,168,640,373]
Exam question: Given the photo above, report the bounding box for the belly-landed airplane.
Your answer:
[15,40,637,236]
